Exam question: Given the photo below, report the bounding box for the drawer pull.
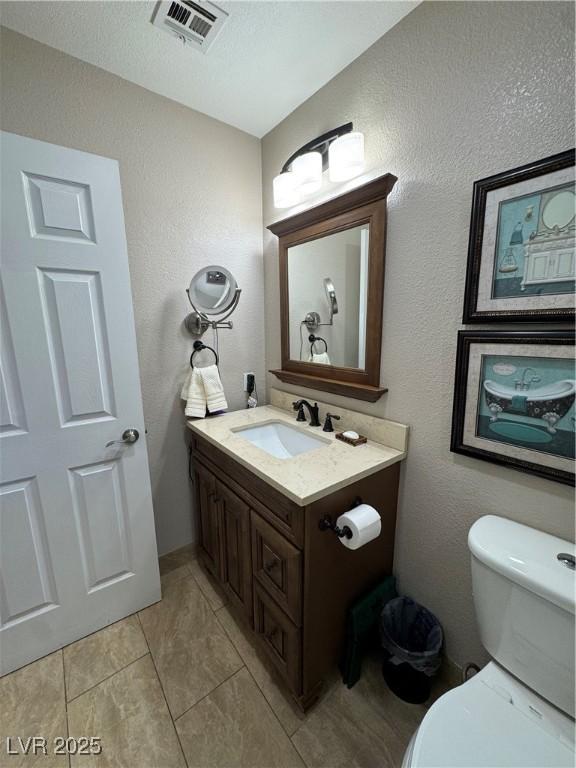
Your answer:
[264,559,279,573]
[265,626,278,640]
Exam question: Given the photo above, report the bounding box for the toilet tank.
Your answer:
[468,515,575,718]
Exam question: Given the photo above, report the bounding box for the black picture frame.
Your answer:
[462,149,575,323]
[450,330,575,486]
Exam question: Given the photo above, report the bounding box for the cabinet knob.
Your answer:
[264,560,278,574]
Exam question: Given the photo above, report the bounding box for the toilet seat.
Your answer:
[405,663,574,768]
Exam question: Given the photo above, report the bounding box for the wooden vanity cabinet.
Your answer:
[190,432,400,711]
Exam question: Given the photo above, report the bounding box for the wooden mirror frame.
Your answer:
[268,173,397,402]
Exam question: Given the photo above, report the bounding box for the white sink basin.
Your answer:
[233,421,329,460]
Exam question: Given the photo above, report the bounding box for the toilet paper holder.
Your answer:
[319,497,362,540]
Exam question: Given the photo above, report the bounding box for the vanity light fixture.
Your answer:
[292,151,322,196]
[273,171,300,209]
[273,123,365,208]
[329,131,365,182]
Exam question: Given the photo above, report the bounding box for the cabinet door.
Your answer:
[194,462,222,580]
[218,480,253,621]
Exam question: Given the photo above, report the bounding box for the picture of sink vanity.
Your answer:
[187,390,408,710]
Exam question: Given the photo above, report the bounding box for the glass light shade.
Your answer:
[328,131,365,182]
[292,151,322,195]
[273,171,300,209]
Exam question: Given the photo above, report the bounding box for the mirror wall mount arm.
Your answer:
[184,287,242,336]
[280,123,353,174]
[268,173,397,403]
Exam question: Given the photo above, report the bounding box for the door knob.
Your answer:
[106,429,140,448]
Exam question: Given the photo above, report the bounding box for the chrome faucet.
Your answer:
[292,399,321,427]
[514,367,541,391]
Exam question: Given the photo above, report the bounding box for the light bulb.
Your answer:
[328,132,365,182]
[292,151,322,196]
[273,172,300,209]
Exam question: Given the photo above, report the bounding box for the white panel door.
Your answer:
[0,132,160,675]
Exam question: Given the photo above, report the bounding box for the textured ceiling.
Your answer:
[0,1,419,137]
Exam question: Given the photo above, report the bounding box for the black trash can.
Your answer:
[380,597,443,704]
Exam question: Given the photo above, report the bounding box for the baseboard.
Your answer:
[158,541,198,561]
[440,654,462,689]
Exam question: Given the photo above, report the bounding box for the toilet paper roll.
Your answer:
[336,503,381,550]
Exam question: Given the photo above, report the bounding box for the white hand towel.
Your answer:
[308,352,331,365]
[197,364,228,413]
[181,369,207,418]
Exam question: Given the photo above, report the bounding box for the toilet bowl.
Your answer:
[403,662,574,767]
[403,516,575,768]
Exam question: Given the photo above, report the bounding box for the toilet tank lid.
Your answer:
[468,516,575,615]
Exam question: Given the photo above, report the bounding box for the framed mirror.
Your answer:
[268,174,397,401]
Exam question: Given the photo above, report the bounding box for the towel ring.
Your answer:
[190,340,219,368]
[309,334,328,355]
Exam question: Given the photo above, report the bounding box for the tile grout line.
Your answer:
[60,650,71,768]
[170,558,306,758]
[214,606,305,741]
[173,664,247,724]
[289,731,311,768]
[188,569,227,613]
[159,563,194,588]
[136,612,189,768]
[65,652,150,705]
[241,662,308,766]
[171,557,315,759]
[68,651,148,704]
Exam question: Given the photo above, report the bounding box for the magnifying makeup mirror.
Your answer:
[324,277,339,320]
[185,265,241,335]
[188,266,238,315]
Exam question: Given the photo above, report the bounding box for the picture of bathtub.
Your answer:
[451,331,574,486]
[475,354,575,460]
[484,378,576,436]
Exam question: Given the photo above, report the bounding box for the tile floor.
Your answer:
[1,546,437,768]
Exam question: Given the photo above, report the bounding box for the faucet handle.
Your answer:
[323,413,340,432]
[292,401,306,422]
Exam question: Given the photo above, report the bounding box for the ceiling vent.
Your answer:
[151,0,228,53]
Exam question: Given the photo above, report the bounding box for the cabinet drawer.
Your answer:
[251,511,302,625]
[253,581,301,695]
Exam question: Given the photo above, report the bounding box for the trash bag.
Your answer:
[380,597,443,703]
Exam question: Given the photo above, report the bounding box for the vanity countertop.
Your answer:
[186,405,407,506]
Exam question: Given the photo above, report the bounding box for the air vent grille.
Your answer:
[151,0,228,53]
[167,1,191,25]
[191,15,211,38]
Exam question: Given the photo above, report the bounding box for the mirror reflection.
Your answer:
[188,266,237,315]
[287,224,369,368]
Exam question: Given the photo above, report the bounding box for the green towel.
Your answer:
[341,575,397,688]
[511,394,528,413]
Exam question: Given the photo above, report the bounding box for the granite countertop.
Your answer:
[186,404,407,506]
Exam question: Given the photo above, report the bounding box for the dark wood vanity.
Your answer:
[190,430,400,710]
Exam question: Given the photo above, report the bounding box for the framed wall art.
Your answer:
[450,330,575,486]
[462,150,575,322]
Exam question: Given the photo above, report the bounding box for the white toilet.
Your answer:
[403,515,575,768]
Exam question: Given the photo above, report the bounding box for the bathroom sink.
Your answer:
[233,421,329,459]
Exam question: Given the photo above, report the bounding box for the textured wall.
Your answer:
[261,2,575,666]
[0,27,264,555]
